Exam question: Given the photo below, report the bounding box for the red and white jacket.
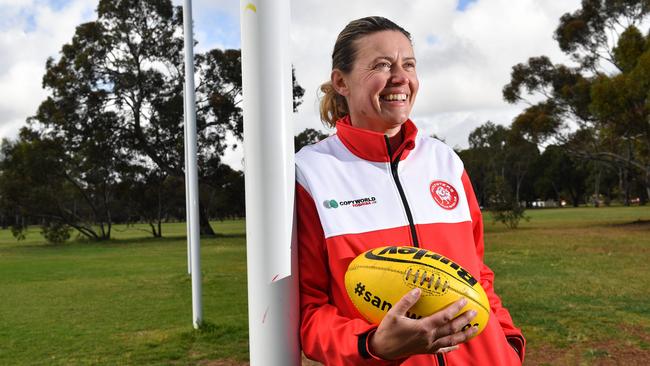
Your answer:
[296,116,525,366]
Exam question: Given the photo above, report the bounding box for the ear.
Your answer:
[331,69,350,97]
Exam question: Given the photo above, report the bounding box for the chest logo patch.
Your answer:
[430,181,459,210]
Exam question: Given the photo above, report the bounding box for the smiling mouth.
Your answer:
[380,93,408,102]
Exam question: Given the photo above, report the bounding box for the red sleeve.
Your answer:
[296,183,397,365]
[461,171,527,363]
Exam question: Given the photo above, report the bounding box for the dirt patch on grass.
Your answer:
[619,324,650,343]
[528,339,649,365]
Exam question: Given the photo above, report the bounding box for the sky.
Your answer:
[0,0,583,170]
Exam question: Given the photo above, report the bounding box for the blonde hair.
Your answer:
[319,16,411,127]
[319,82,349,128]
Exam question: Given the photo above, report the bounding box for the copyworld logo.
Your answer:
[323,197,377,209]
[323,199,339,209]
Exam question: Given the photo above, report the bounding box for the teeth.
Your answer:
[382,93,407,101]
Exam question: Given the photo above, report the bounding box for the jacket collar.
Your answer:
[335,115,417,163]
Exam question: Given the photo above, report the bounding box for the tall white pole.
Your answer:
[240,0,300,364]
[183,89,192,276]
[183,0,202,329]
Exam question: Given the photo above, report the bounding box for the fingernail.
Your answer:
[469,310,477,318]
[459,298,467,306]
[411,288,421,297]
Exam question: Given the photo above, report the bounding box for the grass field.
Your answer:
[0,206,649,365]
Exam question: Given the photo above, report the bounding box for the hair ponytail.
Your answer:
[319,81,349,128]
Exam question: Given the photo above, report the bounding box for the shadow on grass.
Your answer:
[10,232,246,250]
[100,232,246,245]
[610,219,650,228]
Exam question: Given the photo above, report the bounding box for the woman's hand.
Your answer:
[368,288,478,360]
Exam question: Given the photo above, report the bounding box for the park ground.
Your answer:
[0,206,648,365]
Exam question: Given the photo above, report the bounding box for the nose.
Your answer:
[389,65,409,85]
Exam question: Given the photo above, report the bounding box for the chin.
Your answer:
[384,115,409,126]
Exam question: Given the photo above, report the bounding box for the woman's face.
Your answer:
[332,30,419,135]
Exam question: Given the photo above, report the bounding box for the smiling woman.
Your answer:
[331,30,419,144]
[296,16,526,366]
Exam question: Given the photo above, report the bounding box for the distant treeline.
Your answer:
[457,122,648,210]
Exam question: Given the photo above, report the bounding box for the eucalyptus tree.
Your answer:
[503,0,650,203]
[25,0,303,236]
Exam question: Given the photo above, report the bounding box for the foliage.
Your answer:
[294,128,329,152]
[0,133,114,241]
[460,121,538,217]
[40,221,71,244]
[532,144,589,207]
[503,0,650,204]
[488,176,529,229]
[489,205,528,229]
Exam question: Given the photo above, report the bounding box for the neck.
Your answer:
[349,116,403,148]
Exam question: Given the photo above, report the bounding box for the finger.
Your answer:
[436,309,477,338]
[388,288,421,317]
[425,297,467,327]
[428,325,478,353]
[436,345,459,354]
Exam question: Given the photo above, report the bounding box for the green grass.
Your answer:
[483,206,650,364]
[1,207,649,365]
[0,220,249,365]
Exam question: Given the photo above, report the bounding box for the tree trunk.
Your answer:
[594,167,601,207]
[622,167,631,206]
[570,189,579,207]
[551,182,561,207]
[199,201,215,236]
[645,170,650,205]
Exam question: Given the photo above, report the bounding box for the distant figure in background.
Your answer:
[295,16,525,365]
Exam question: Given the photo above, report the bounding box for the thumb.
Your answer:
[389,288,421,316]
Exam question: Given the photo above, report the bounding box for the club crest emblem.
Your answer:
[430,180,459,210]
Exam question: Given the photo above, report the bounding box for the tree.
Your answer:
[533,144,588,206]
[0,131,118,241]
[294,128,329,152]
[503,0,650,203]
[460,121,538,228]
[115,167,185,238]
[504,132,539,204]
[23,0,303,238]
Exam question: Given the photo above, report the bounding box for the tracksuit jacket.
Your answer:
[296,116,526,365]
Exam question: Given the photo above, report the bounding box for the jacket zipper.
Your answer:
[436,353,446,366]
[384,136,419,248]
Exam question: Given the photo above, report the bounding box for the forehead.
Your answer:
[353,30,414,61]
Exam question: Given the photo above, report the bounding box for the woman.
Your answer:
[295,16,525,365]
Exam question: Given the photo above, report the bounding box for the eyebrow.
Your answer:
[372,56,417,63]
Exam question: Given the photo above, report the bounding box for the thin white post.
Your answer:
[183,0,203,329]
[240,0,300,364]
[183,89,192,275]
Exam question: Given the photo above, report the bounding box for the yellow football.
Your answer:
[345,246,490,338]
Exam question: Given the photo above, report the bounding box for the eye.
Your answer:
[404,61,416,70]
[374,62,391,70]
